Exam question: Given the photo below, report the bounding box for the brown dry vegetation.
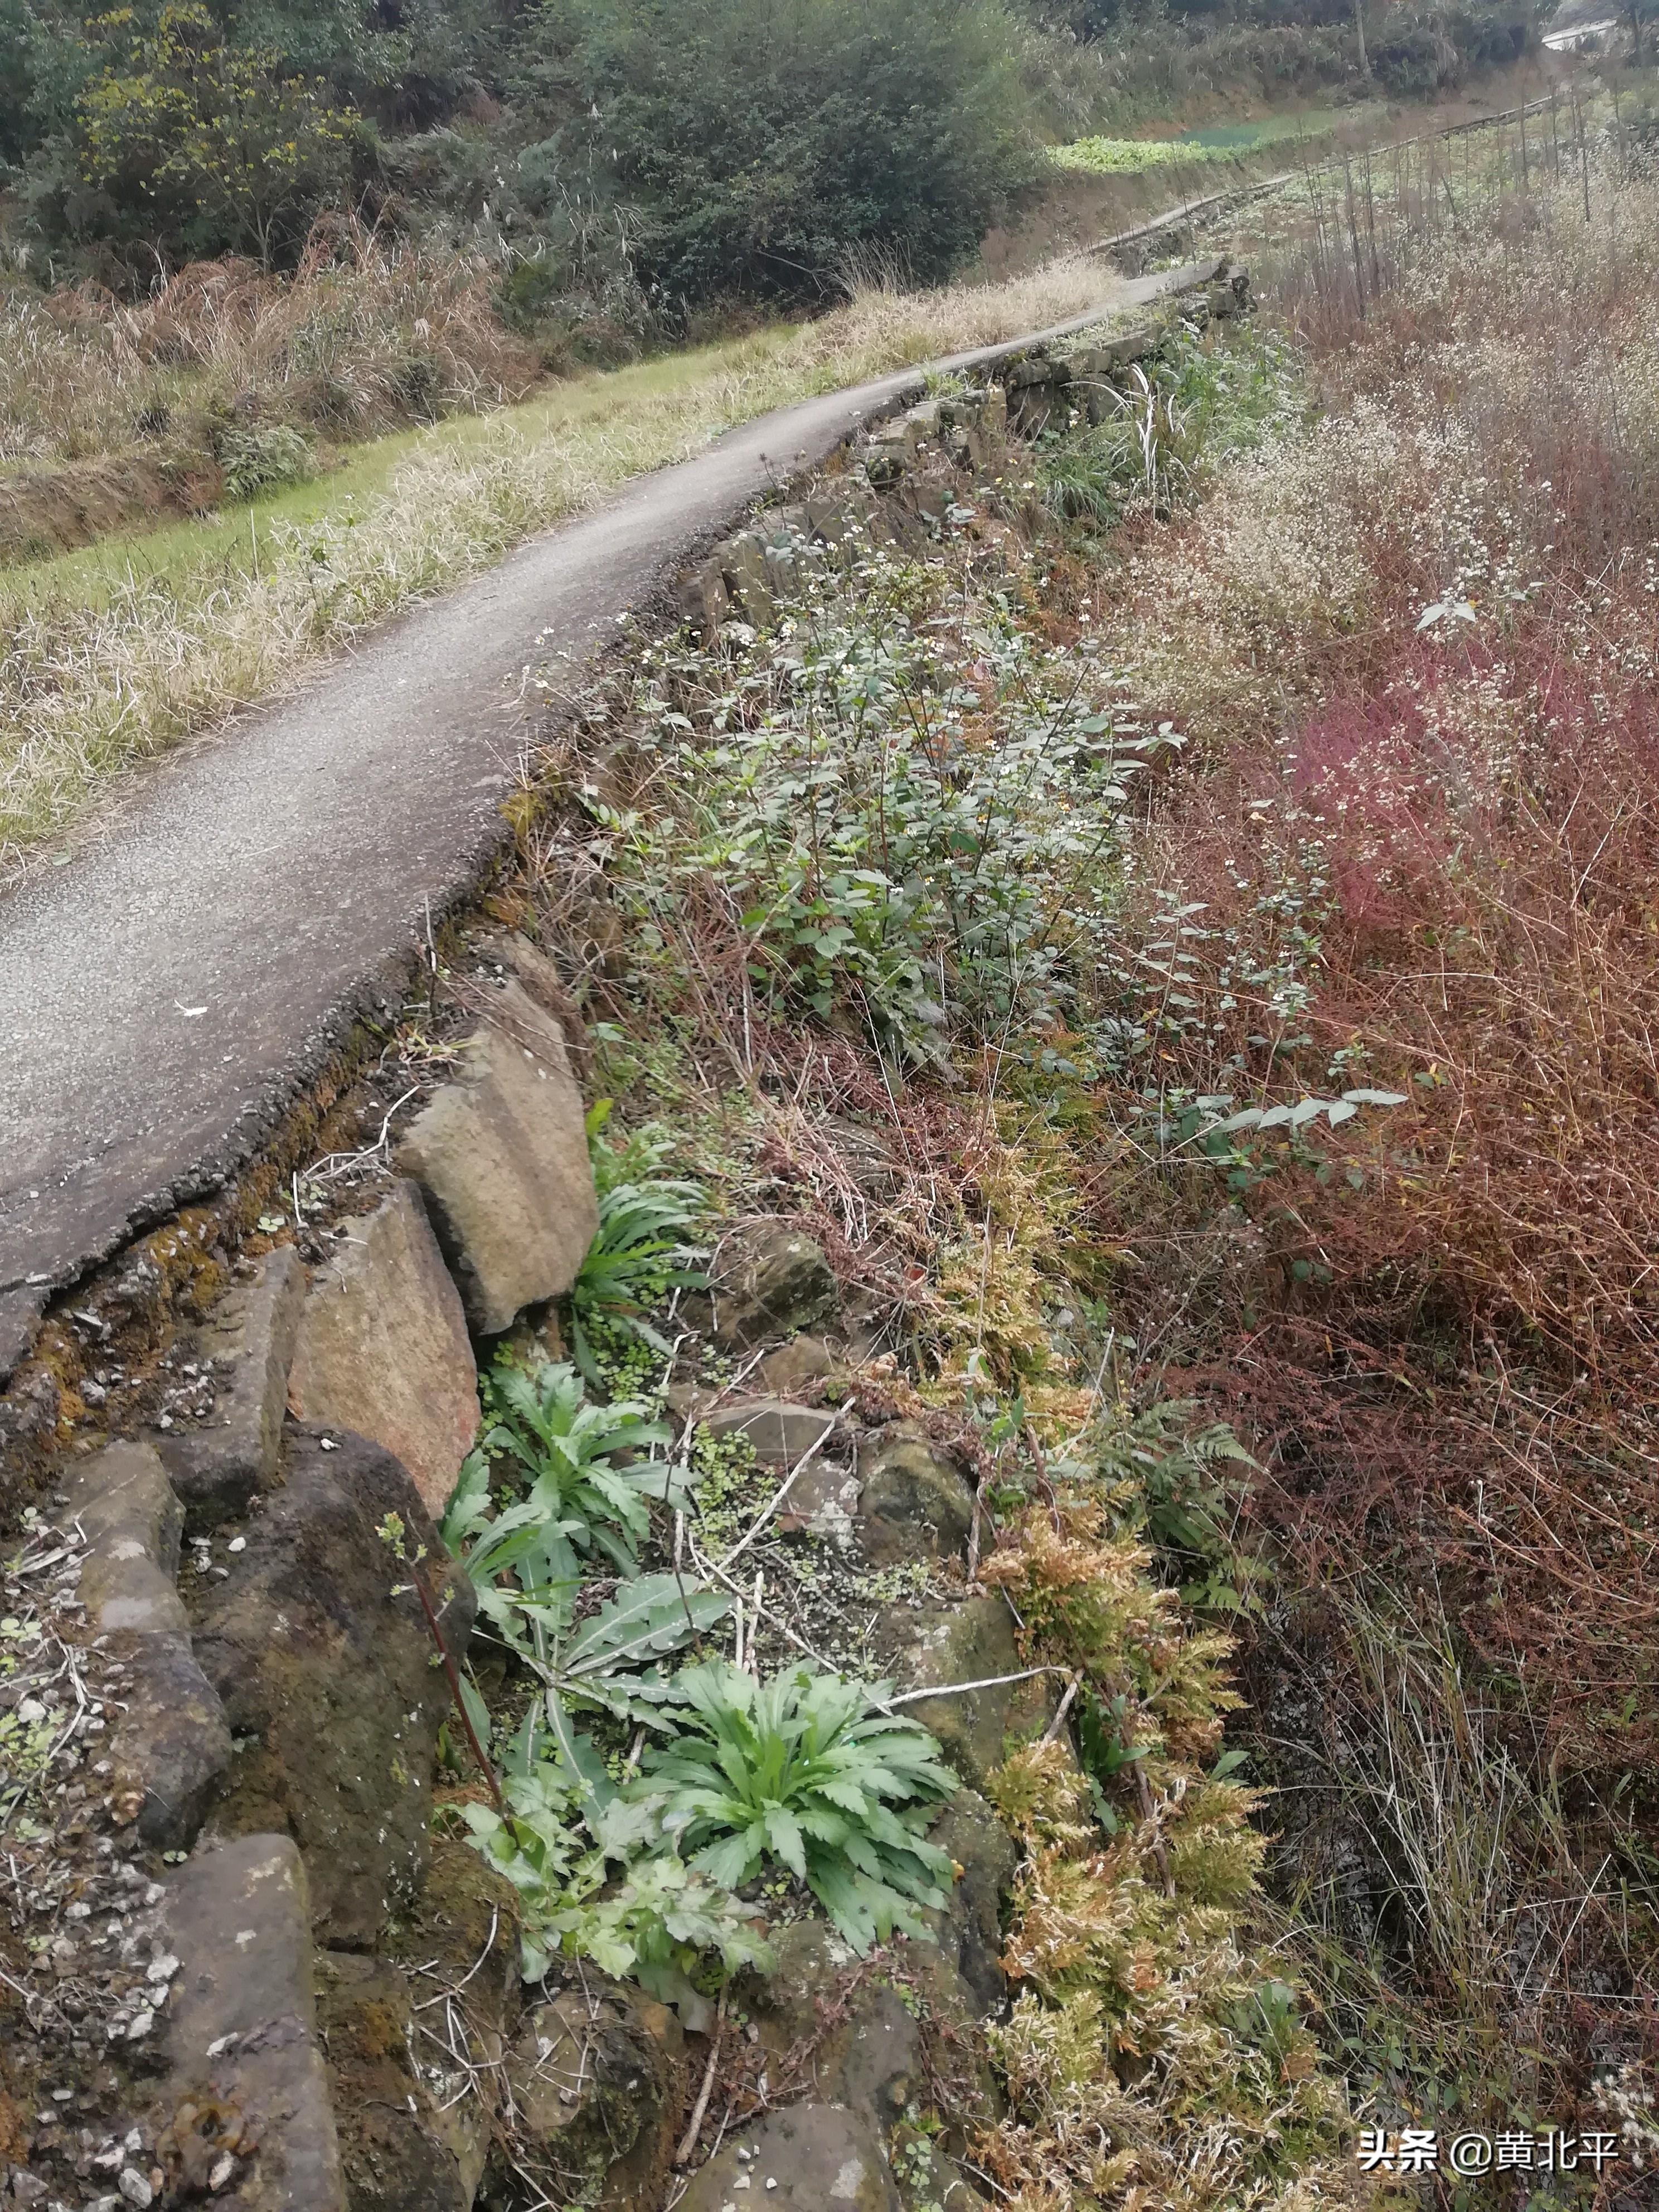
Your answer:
[0,216,551,471]
[1063,138,1659,2144]
[0,215,557,558]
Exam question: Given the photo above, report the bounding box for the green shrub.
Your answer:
[508,0,1045,308]
[628,1661,957,1952]
[617,594,1171,1066]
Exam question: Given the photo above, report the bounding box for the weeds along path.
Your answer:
[0,262,1207,1379]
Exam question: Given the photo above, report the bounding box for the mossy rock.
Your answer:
[712,1222,840,1348]
[858,1431,974,1565]
[925,1786,1017,2014]
[502,1976,685,2208]
[317,1952,482,2212]
[886,1596,1051,1792]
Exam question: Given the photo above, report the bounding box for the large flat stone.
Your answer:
[701,1399,839,1469]
[159,1248,304,1530]
[397,979,598,1337]
[66,1441,231,1850]
[156,1835,345,2212]
[677,2104,899,2212]
[285,1180,478,1517]
[191,1424,475,1948]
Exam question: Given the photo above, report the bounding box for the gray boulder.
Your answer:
[65,1440,231,1851]
[398,979,598,1337]
[677,2105,900,2212]
[156,1835,345,2212]
[157,1248,304,1530]
[285,1180,478,1517]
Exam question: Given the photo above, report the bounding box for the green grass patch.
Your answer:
[1054,106,1346,180]
[1054,136,1236,176]
[0,331,806,623]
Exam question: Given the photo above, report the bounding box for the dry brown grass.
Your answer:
[0,214,550,471]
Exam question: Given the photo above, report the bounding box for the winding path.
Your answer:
[0,262,1207,1374]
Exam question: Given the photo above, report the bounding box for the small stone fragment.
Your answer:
[118,2171,153,2208]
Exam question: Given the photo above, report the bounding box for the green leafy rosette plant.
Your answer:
[627,1662,957,1953]
[457,1713,770,2019]
[442,1359,690,1637]
[569,1103,709,1388]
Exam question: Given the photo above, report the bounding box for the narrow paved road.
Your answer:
[0,263,1207,1374]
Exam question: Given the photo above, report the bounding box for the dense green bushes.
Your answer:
[1058,0,1541,120]
[0,0,1542,294]
[509,0,1045,306]
[2,0,1044,297]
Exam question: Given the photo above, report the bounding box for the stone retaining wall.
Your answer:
[0,269,1250,2212]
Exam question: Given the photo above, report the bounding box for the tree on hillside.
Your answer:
[71,1,360,263]
[511,0,1044,309]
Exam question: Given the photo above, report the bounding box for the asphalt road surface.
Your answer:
[0,261,1211,1375]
